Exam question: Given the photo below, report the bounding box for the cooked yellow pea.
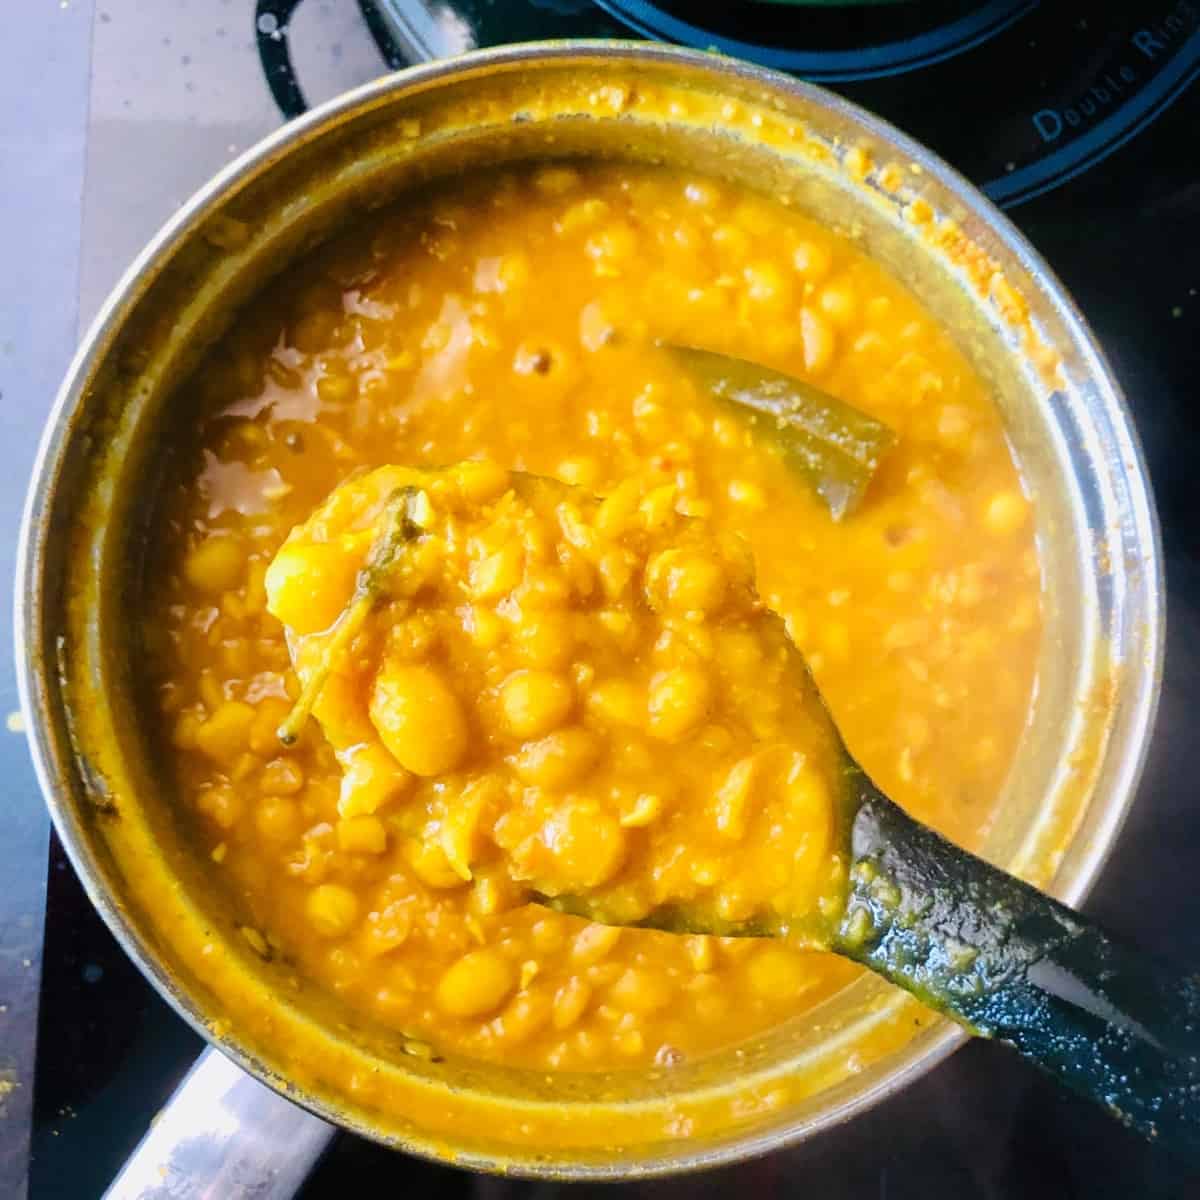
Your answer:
[196,784,242,830]
[255,796,299,842]
[747,945,810,998]
[818,279,858,326]
[609,967,672,1014]
[785,763,834,893]
[936,404,973,451]
[714,756,756,840]
[337,814,388,854]
[247,699,292,756]
[984,490,1029,536]
[239,925,271,958]
[452,459,509,503]
[685,935,716,973]
[552,976,593,1030]
[470,545,523,600]
[712,222,751,259]
[171,711,202,751]
[193,701,255,764]
[260,757,305,796]
[800,307,836,374]
[338,742,411,817]
[586,679,643,726]
[648,667,712,741]
[315,370,354,404]
[183,537,245,593]
[595,550,634,602]
[511,727,601,788]
[615,1030,645,1057]
[469,870,520,917]
[683,179,722,207]
[727,479,766,510]
[306,884,360,938]
[555,456,602,488]
[539,802,626,889]
[494,990,552,1044]
[265,542,360,635]
[436,949,516,1017]
[743,262,792,309]
[792,239,833,282]
[513,612,575,669]
[198,672,225,713]
[593,478,641,538]
[571,923,622,964]
[618,792,663,828]
[405,837,469,890]
[586,223,637,266]
[370,662,468,776]
[535,165,580,195]
[645,548,726,615]
[457,607,500,653]
[556,196,609,235]
[716,886,756,922]
[499,669,573,739]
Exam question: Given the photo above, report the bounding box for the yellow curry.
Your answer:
[144,162,1041,1075]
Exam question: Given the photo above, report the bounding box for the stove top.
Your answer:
[5,2,1200,1196]
[359,0,1200,207]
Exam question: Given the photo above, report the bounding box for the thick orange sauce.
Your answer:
[142,162,1041,1075]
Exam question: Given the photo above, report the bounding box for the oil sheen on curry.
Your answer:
[143,162,1041,1074]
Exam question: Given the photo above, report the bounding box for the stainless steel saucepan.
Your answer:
[16,41,1162,1193]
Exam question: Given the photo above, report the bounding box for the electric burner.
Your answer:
[596,0,1039,78]
[347,0,1200,206]
[12,2,1200,1197]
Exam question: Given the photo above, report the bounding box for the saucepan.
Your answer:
[16,41,1162,1188]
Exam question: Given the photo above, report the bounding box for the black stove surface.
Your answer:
[7,2,1200,1196]
[360,0,1200,207]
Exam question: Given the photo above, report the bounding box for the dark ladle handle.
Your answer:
[834,789,1200,1157]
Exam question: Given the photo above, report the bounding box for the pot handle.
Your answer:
[104,1047,336,1199]
[837,790,1200,1159]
